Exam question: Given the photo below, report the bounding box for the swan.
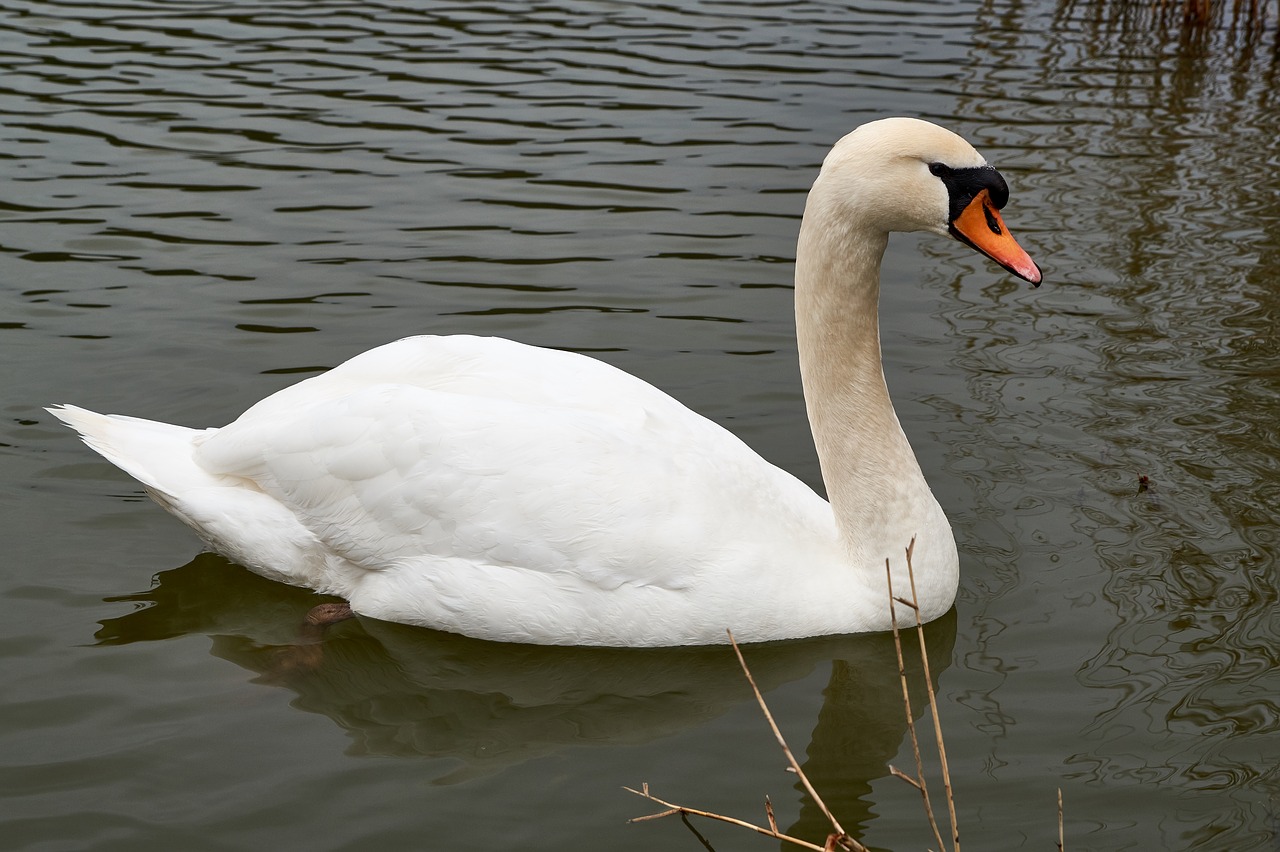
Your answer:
[50,117,1041,647]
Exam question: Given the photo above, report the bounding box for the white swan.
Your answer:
[50,117,1040,647]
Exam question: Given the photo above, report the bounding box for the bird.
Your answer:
[50,117,1041,647]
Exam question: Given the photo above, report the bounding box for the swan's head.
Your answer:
[816,117,1041,285]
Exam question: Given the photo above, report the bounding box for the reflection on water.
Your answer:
[96,553,955,840]
[1059,0,1280,49]
[951,4,1280,849]
[1060,0,1280,806]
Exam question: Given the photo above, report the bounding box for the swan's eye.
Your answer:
[929,162,952,178]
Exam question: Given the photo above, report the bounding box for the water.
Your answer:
[3,0,1278,849]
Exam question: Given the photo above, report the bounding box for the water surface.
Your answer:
[3,1,1278,849]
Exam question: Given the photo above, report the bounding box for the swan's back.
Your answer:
[230,335,689,423]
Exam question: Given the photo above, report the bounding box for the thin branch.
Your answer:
[887,764,922,790]
[825,833,859,852]
[1057,788,1064,852]
[627,538,1070,852]
[625,631,870,852]
[727,629,850,838]
[904,539,959,852]
[887,553,947,852]
[625,784,827,851]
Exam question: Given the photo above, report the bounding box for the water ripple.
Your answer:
[4,1,1280,850]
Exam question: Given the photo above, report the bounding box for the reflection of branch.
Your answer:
[680,812,717,851]
[1065,0,1275,29]
[627,782,832,851]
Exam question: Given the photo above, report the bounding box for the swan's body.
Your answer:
[52,118,1040,647]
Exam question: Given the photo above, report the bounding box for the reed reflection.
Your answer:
[952,4,1280,848]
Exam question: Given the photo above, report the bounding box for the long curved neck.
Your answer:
[794,191,937,565]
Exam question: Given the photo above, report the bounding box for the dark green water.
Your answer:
[3,1,1277,849]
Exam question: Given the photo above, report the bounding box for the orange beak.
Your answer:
[949,189,1042,286]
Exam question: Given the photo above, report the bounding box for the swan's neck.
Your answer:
[794,193,952,587]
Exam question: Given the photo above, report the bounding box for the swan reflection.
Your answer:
[97,552,955,838]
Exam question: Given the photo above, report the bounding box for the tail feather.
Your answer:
[46,404,213,496]
[49,404,330,590]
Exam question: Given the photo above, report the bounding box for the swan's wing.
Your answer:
[195,340,830,597]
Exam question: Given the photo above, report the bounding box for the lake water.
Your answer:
[3,1,1278,849]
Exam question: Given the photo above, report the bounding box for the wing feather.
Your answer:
[193,336,831,597]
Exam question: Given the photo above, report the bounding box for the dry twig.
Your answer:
[626,631,869,852]
[629,538,1067,851]
[1058,788,1065,852]
[727,628,856,844]
[886,545,948,852]
[626,782,830,851]
[906,540,960,851]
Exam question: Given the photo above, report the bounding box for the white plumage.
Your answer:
[51,118,1041,646]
